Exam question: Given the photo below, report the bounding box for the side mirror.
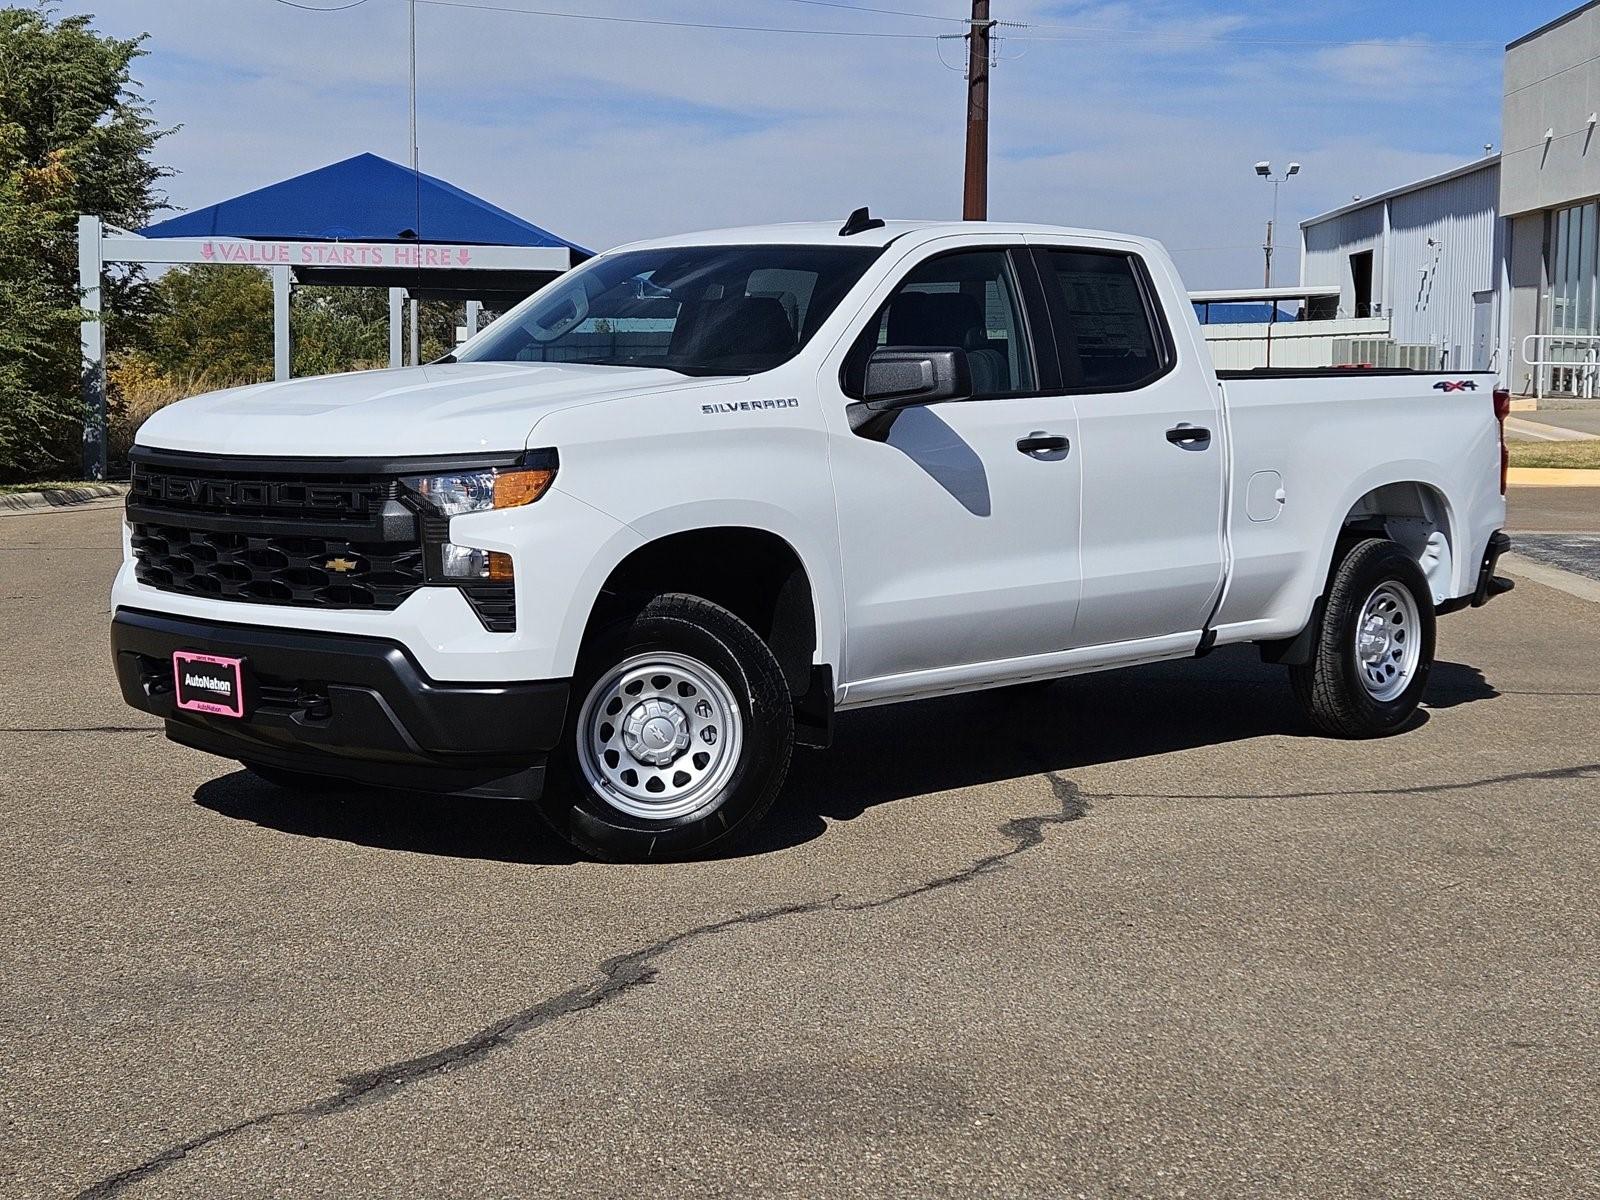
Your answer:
[862,347,972,408]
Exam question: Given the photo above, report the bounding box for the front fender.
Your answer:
[567,497,844,683]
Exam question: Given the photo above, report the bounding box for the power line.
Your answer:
[412,0,941,38]
[269,0,374,11]
[277,0,1506,53]
[1017,22,1500,49]
[765,0,966,23]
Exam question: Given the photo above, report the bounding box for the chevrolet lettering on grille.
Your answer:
[137,473,374,515]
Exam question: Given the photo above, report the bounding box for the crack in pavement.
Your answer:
[1091,760,1600,802]
[71,756,1592,1197]
[74,772,1088,1200]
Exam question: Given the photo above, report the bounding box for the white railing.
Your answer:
[1522,334,1600,400]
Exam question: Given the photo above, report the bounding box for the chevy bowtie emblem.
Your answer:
[323,556,360,574]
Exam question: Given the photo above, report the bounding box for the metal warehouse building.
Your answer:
[1299,155,1503,375]
[1295,0,1600,396]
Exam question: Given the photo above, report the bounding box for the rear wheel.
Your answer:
[1289,538,1436,737]
[541,594,794,861]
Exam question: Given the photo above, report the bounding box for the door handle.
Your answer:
[1165,423,1211,448]
[1016,432,1070,456]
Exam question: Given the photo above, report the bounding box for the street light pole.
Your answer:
[1265,177,1278,289]
[1255,160,1301,289]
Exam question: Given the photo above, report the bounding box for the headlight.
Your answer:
[400,450,557,516]
[400,451,556,596]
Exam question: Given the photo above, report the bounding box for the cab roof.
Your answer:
[610,218,1152,254]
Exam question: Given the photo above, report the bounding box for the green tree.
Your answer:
[0,5,169,480]
[0,150,81,474]
[146,265,273,385]
[141,272,463,383]
[292,285,392,377]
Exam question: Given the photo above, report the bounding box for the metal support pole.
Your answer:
[465,300,481,338]
[271,264,292,382]
[78,216,106,480]
[409,298,420,367]
[389,288,405,368]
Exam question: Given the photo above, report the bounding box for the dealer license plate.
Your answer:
[172,650,249,719]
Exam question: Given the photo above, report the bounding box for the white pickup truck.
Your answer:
[113,214,1514,859]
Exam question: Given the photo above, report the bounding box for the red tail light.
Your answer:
[1493,387,1511,495]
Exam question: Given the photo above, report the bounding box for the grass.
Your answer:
[1508,440,1600,470]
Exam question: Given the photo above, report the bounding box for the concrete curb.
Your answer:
[1505,416,1600,443]
[1506,468,1600,488]
[1501,553,1600,605]
[0,483,127,513]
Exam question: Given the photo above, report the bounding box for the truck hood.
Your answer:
[134,362,727,458]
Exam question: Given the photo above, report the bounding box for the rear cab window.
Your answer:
[1037,249,1172,391]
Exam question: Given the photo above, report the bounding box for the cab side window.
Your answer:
[843,250,1036,399]
[1040,250,1167,390]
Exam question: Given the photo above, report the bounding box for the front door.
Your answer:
[819,244,1083,687]
[1027,240,1226,647]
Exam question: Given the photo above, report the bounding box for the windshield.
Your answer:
[457,244,881,376]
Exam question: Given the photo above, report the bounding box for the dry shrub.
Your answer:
[107,351,260,468]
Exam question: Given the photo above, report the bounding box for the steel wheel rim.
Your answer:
[575,651,744,820]
[1353,580,1421,702]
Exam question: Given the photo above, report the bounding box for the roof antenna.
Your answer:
[839,206,886,237]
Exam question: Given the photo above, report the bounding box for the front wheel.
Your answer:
[1289,538,1436,738]
[540,594,794,861]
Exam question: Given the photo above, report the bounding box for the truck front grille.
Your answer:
[130,522,425,610]
[127,453,517,631]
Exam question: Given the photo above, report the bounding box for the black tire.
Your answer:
[1289,538,1436,738]
[540,593,794,861]
[240,761,342,792]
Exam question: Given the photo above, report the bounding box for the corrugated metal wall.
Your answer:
[1301,162,1501,369]
[1386,165,1499,364]
[1202,317,1390,369]
[1303,205,1382,304]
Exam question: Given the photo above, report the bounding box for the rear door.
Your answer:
[1025,238,1226,647]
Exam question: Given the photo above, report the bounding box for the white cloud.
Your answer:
[69,0,1504,287]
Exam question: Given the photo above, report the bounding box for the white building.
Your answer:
[1501,1,1600,398]
[1298,156,1504,376]
[1291,1,1600,397]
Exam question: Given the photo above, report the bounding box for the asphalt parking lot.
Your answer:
[2,493,1597,1199]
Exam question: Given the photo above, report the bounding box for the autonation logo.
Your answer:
[185,673,233,694]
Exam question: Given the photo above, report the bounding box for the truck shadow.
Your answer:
[191,648,1497,864]
[193,774,580,865]
[747,649,1500,855]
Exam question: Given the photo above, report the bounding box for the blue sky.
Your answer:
[62,0,1573,285]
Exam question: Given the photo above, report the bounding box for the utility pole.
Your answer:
[962,0,993,221]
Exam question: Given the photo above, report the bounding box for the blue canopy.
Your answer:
[141,153,587,251]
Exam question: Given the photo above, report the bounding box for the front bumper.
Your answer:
[112,608,569,799]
